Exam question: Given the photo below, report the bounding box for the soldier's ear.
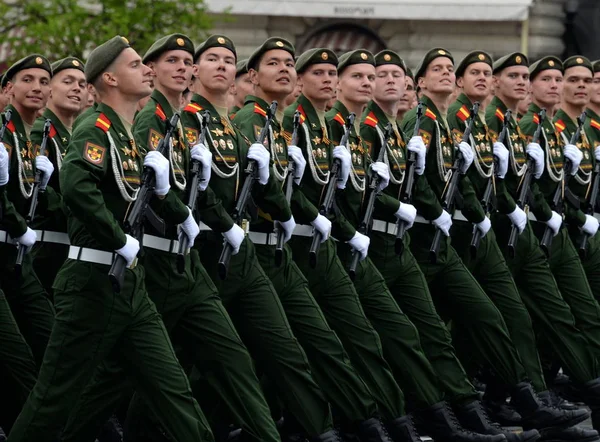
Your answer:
[249,68,259,86]
[417,76,425,91]
[101,71,118,89]
[5,82,13,98]
[492,75,500,90]
[456,76,464,89]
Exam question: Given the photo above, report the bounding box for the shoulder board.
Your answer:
[591,119,600,130]
[48,123,57,138]
[424,108,437,121]
[364,111,378,127]
[554,119,566,133]
[155,103,167,121]
[533,113,540,125]
[456,105,470,122]
[95,113,111,133]
[253,103,267,117]
[333,112,345,126]
[184,103,203,114]
[495,108,505,122]
[6,120,15,133]
[296,105,307,124]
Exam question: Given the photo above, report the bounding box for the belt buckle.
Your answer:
[241,219,250,235]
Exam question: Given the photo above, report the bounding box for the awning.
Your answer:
[206,0,535,21]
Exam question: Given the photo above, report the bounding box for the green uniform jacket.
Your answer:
[232,95,292,233]
[584,108,600,148]
[519,103,585,227]
[229,105,241,121]
[282,94,354,241]
[73,103,98,131]
[60,103,182,251]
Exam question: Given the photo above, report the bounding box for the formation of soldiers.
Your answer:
[2,30,600,442]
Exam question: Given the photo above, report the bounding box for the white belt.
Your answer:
[199,222,211,231]
[34,230,70,245]
[68,246,115,266]
[293,224,314,237]
[248,231,278,246]
[372,220,398,236]
[143,234,180,253]
[0,230,14,243]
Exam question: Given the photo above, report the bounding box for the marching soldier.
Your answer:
[8,36,215,442]
[584,60,600,146]
[397,67,416,123]
[182,35,340,442]
[229,58,251,119]
[0,73,10,112]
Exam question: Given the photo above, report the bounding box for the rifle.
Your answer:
[469,109,512,258]
[395,101,423,255]
[539,111,585,257]
[15,119,51,277]
[308,113,355,268]
[507,108,546,258]
[108,113,178,292]
[176,110,210,273]
[580,153,600,258]
[0,109,13,222]
[429,102,480,264]
[217,101,277,280]
[348,123,393,280]
[275,111,301,267]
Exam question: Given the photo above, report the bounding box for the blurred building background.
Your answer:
[205,0,600,68]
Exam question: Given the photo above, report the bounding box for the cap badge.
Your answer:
[478,54,485,61]
[276,41,284,47]
[384,54,391,61]
[548,60,555,67]
[438,50,446,55]
[35,57,43,65]
[176,38,185,46]
[577,57,584,64]
[217,37,226,44]
[360,52,368,60]
[72,60,80,67]
[321,52,328,60]
[121,37,129,44]
[515,55,522,64]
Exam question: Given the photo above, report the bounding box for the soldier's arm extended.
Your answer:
[0,133,27,237]
[30,121,64,216]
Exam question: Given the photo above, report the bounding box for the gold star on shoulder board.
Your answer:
[510,133,519,142]
[211,128,224,137]
[548,139,556,148]
[311,123,317,129]
[61,137,68,144]
[475,133,485,141]
[312,136,322,145]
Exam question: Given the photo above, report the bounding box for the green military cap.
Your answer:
[374,50,406,72]
[492,52,528,74]
[0,73,7,88]
[415,48,453,82]
[194,35,236,62]
[85,35,131,83]
[563,55,593,74]
[142,33,194,64]
[337,49,375,74]
[295,48,338,74]
[455,50,493,78]
[529,55,563,80]
[51,57,85,76]
[593,60,600,74]
[247,37,295,71]
[236,59,248,78]
[405,67,414,82]
[5,54,52,83]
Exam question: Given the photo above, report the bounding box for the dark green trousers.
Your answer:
[31,241,68,299]
[254,240,378,425]
[61,248,280,442]
[0,244,54,368]
[8,259,213,442]
[369,229,479,405]
[452,223,546,392]
[199,232,333,437]
[409,222,528,388]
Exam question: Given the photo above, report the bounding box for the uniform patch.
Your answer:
[148,129,164,151]
[83,142,106,166]
[591,119,600,130]
[418,129,432,147]
[254,125,262,140]
[456,105,470,122]
[184,127,198,145]
[554,119,566,133]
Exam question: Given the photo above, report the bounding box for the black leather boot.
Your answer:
[455,400,540,442]
[387,415,422,442]
[310,429,342,442]
[483,399,523,427]
[416,401,506,442]
[355,418,393,442]
[538,427,600,442]
[510,382,589,432]
[98,415,124,442]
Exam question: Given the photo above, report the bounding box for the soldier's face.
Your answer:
[398,76,416,113]
[8,68,50,112]
[151,50,193,94]
[531,70,563,107]
[106,48,153,98]
[50,68,86,114]
[338,64,375,106]
[493,66,529,102]
[374,65,404,104]
[457,62,492,101]
[591,72,600,106]
[194,47,236,94]
[420,57,455,95]
[299,64,337,103]
[253,49,296,97]
[235,73,254,106]
[562,66,592,108]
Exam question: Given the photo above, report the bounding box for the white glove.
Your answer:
[581,214,599,237]
[594,145,600,162]
[115,234,140,267]
[14,227,37,253]
[35,155,54,190]
[474,216,491,238]
[275,216,296,244]
[311,214,331,243]
[179,208,200,246]
[348,231,370,261]
[0,142,8,186]
[371,161,390,192]
[395,202,417,229]
[507,206,527,233]
[432,210,453,237]
[457,141,474,174]
[191,143,212,191]
[526,143,544,179]
[407,136,426,175]
[493,142,509,179]
[563,144,583,175]
[248,143,270,185]
[333,145,351,189]
[143,151,170,196]
[223,224,245,255]
[545,211,563,237]
[287,145,306,185]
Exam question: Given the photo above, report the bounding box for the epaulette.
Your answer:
[424,108,437,121]
[333,112,345,126]
[155,103,167,121]
[184,103,203,114]
[495,108,505,122]
[533,113,540,125]
[229,112,237,120]
[456,105,470,122]
[591,119,600,130]
[296,105,307,124]
[6,120,15,134]
[48,123,57,138]
[364,111,378,127]
[253,103,267,117]
[554,119,566,133]
[95,113,111,133]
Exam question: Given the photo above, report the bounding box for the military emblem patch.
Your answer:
[83,142,106,166]
[148,129,164,151]
[184,127,198,145]
[418,129,432,147]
